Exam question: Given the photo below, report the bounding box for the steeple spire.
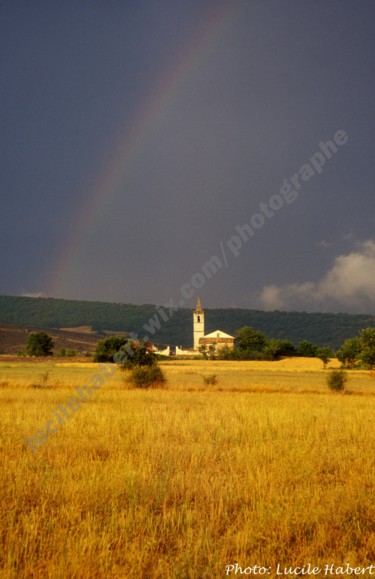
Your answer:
[195,297,203,313]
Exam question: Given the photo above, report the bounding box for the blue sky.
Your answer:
[1,0,374,313]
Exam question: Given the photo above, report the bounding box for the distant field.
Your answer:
[1,359,375,577]
[1,356,374,394]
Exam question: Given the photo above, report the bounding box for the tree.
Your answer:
[94,336,157,367]
[263,339,283,361]
[263,339,297,361]
[93,336,128,363]
[26,332,54,357]
[235,326,267,354]
[126,340,157,367]
[358,328,375,368]
[298,340,318,358]
[275,340,297,357]
[316,346,332,369]
[217,345,235,360]
[336,337,361,368]
[199,344,208,359]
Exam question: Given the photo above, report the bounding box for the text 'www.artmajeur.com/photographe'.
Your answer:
[225,562,375,576]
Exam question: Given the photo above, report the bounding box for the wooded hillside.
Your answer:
[0,295,374,349]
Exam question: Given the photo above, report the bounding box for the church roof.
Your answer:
[195,297,203,313]
[202,330,234,339]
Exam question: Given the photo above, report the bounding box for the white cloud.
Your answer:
[260,240,375,313]
[316,239,333,249]
[20,292,46,298]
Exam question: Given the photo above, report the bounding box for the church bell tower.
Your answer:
[193,297,205,350]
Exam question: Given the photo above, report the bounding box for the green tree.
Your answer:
[298,340,318,357]
[26,332,54,357]
[263,339,297,361]
[336,337,361,368]
[316,346,332,368]
[126,341,157,367]
[263,339,283,361]
[93,336,128,363]
[359,328,375,368]
[235,326,267,354]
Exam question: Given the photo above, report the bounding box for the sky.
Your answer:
[1,0,374,314]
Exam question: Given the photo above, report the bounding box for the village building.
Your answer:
[154,297,235,356]
[193,298,235,354]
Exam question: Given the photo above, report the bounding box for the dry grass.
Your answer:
[1,359,375,577]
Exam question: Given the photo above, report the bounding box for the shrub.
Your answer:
[130,365,167,389]
[327,369,347,392]
[58,348,77,357]
[202,374,218,386]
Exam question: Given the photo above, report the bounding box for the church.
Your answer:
[155,298,235,356]
[193,298,235,353]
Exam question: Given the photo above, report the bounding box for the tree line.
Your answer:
[210,326,375,369]
[26,326,375,370]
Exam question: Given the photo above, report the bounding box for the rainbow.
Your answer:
[47,2,241,298]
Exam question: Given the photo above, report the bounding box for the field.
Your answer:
[1,358,375,578]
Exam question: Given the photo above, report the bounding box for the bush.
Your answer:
[129,365,167,389]
[327,369,347,392]
[202,374,218,386]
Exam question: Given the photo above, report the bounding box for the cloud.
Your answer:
[260,240,375,313]
[316,239,333,249]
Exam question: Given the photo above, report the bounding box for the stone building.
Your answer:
[193,298,234,353]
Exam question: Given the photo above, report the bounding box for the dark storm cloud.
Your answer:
[1,1,374,313]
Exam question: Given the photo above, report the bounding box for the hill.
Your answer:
[0,322,105,355]
[0,295,374,351]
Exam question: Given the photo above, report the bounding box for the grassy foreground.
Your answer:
[1,359,375,577]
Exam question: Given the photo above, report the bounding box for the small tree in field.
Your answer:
[26,332,54,357]
[317,346,332,369]
[327,369,347,392]
[336,337,361,369]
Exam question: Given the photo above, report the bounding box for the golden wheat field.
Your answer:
[1,358,375,578]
